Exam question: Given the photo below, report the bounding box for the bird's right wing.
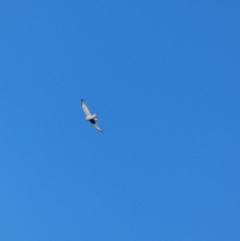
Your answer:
[81,99,91,117]
[90,119,103,133]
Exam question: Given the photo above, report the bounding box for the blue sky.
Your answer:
[0,1,239,240]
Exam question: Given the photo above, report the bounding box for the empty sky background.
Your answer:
[0,1,239,240]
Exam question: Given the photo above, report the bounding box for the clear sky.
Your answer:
[0,1,239,240]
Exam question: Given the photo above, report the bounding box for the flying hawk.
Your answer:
[81,99,103,133]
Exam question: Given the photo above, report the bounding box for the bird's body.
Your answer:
[85,114,98,121]
[81,99,103,132]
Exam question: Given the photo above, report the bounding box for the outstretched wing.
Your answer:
[90,119,103,133]
[81,99,91,117]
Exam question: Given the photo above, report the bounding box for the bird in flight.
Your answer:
[81,99,103,132]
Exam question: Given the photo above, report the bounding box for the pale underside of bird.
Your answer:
[81,99,103,133]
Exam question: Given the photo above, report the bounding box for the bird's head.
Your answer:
[93,114,98,120]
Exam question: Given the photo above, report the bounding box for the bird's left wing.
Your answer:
[81,99,91,117]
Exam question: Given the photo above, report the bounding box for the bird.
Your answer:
[80,99,103,132]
